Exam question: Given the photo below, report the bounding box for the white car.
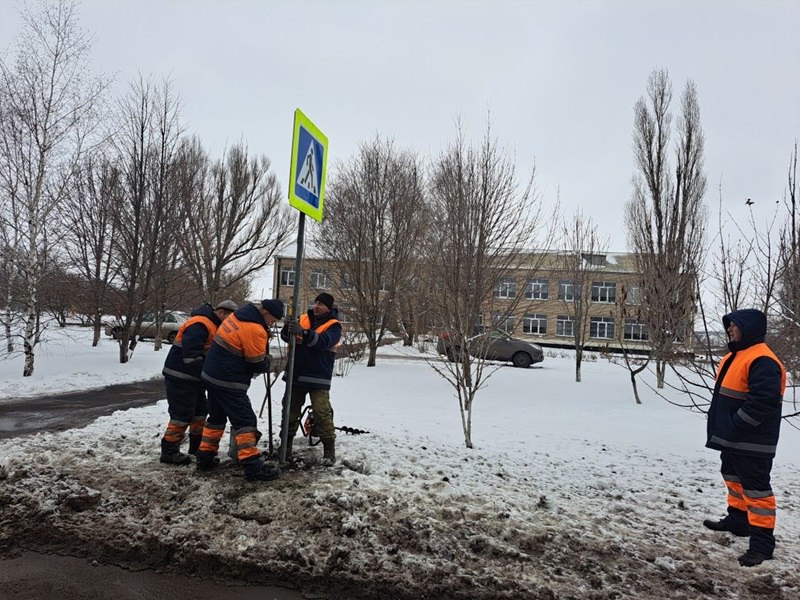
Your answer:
[104,311,189,343]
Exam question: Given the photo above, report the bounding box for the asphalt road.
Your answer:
[0,377,167,439]
[0,551,304,600]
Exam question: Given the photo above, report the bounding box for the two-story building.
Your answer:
[272,251,681,354]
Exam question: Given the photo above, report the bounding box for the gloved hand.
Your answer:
[288,321,306,336]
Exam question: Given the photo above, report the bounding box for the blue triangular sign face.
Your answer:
[297,141,318,197]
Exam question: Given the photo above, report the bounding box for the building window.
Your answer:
[379,277,390,292]
[340,272,354,289]
[473,313,485,335]
[591,281,616,303]
[556,315,574,337]
[525,278,549,300]
[493,313,514,334]
[558,281,578,301]
[310,270,332,289]
[523,314,547,335]
[625,285,641,306]
[590,316,616,339]
[338,305,354,324]
[279,267,295,287]
[496,278,516,299]
[623,319,648,341]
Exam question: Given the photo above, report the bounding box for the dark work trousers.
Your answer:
[204,380,259,432]
[164,376,207,422]
[720,451,776,556]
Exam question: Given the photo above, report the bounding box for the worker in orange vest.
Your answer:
[704,309,786,567]
[197,299,284,481]
[159,300,236,465]
[280,292,342,466]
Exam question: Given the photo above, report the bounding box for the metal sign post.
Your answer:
[278,109,328,464]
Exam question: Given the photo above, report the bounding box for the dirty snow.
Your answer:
[1,326,799,599]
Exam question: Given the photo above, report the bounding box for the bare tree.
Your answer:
[0,198,24,353]
[637,144,800,430]
[557,210,609,382]
[710,186,755,313]
[0,0,106,375]
[144,81,185,351]
[427,122,555,448]
[614,284,650,405]
[61,154,121,345]
[110,76,181,363]
[775,142,800,387]
[626,69,707,388]
[177,138,292,305]
[392,262,435,348]
[316,135,427,366]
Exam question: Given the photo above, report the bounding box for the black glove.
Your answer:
[288,321,306,336]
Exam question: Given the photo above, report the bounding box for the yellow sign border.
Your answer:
[288,108,329,222]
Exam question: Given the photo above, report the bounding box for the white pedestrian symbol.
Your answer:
[297,141,318,197]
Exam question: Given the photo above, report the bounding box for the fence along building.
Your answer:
[272,251,679,354]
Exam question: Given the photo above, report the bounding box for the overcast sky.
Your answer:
[2,0,799,251]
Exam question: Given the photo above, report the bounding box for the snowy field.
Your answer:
[1,326,799,599]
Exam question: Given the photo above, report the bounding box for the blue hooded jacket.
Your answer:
[706,309,785,457]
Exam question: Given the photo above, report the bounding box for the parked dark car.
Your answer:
[104,311,188,344]
[437,330,544,368]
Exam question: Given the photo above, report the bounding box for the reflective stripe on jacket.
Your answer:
[281,308,341,390]
[707,342,786,457]
[162,306,221,382]
[298,314,341,352]
[201,304,271,391]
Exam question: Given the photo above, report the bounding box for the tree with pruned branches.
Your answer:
[626,68,707,389]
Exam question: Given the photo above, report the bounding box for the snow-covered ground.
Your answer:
[1,326,799,599]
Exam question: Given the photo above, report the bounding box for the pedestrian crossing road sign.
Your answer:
[288,108,328,222]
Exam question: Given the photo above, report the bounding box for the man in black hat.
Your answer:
[196,299,284,481]
[280,292,342,466]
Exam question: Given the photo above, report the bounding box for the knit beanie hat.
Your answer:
[215,299,237,312]
[261,299,284,320]
[314,293,334,310]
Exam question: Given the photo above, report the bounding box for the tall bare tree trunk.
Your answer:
[626,69,707,389]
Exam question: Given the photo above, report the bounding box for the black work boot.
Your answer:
[321,440,336,467]
[195,450,219,472]
[738,549,773,567]
[703,518,749,537]
[242,457,280,482]
[160,440,191,465]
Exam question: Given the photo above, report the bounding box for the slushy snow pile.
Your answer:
[1,326,798,599]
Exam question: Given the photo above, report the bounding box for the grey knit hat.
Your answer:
[215,299,237,312]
